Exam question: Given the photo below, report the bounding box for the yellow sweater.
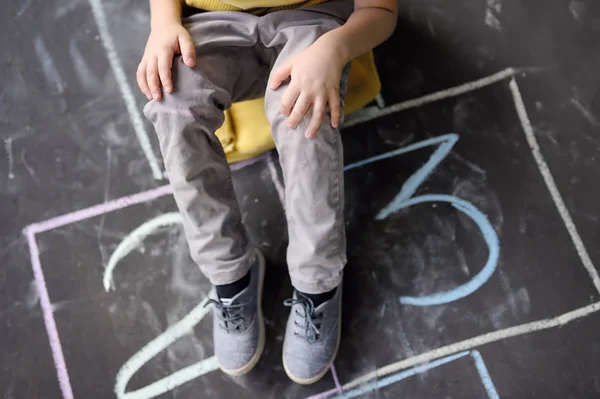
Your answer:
[185,0,328,14]
[184,0,381,163]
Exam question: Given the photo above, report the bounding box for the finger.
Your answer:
[329,89,341,128]
[136,59,152,100]
[147,56,161,101]
[305,97,326,138]
[287,93,312,129]
[280,84,301,116]
[158,51,173,94]
[179,34,196,67]
[270,61,292,90]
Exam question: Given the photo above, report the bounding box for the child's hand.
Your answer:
[137,23,196,101]
[269,38,347,139]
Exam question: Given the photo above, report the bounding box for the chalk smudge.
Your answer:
[4,138,14,179]
[485,0,503,31]
[34,36,65,94]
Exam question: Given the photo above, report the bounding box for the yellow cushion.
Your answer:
[216,51,381,163]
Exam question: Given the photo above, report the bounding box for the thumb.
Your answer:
[179,34,196,67]
[269,61,292,90]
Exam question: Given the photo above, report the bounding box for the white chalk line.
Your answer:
[100,213,218,399]
[342,301,600,391]
[343,67,518,128]
[267,152,285,206]
[509,78,600,295]
[88,0,163,180]
[570,98,600,127]
[4,137,14,179]
[103,212,182,291]
[114,297,218,399]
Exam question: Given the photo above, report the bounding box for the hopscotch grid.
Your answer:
[87,0,163,180]
[23,70,599,399]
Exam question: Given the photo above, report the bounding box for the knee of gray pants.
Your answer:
[263,85,347,295]
[143,57,232,184]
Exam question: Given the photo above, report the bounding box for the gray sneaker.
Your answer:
[282,287,342,384]
[207,250,266,376]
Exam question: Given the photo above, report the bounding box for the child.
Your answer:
[138,0,396,384]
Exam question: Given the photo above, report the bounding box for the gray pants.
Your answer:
[144,0,353,294]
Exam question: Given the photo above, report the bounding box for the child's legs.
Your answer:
[261,1,353,294]
[144,12,269,286]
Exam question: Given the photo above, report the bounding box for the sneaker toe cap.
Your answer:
[283,347,332,381]
[217,347,255,371]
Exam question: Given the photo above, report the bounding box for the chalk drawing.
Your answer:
[21,149,41,187]
[113,296,218,399]
[570,98,600,127]
[26,185,172,235]
[267,151,285,206]
[471,350,500,399]
[345,134,500,306]
[485,0,503,31]
[103,212,181,291]
[337,301,600,394]
[4,138,14,179]
[306,387,342,399]
[102,213,219,398]
[308,77,599,399]
[569,0,585,21]
[343,67,518,128]
[330,364,343,394]
[33,36,65,94]
[304,366,343,399]
[330,350,498,399]
[509,78,600,295]
[334,351,470,399]
[87,0,163,180]
[23,72,600,399]
[23,228,75,399]
[22,185,173,399]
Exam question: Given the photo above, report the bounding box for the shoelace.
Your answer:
[283,293,323,344]
[205,298,250,333]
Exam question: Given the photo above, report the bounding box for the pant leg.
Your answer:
[259,0,354,294]
[144,12,269,286]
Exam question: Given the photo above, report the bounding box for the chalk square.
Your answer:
[334,74,600,392]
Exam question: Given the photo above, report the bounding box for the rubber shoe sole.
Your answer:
[217,249,266,376]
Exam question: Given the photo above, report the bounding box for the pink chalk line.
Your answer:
[24,154,271,236]
[25,229,75,399]
[305,387,340,399]
[25,184,173,234]
[304,366,344,399]
[331,365,343,393]
[22,184,174,399]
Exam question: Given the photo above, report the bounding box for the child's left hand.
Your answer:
[269,37,347,139]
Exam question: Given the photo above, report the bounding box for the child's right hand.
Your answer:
[137,22,196,101]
